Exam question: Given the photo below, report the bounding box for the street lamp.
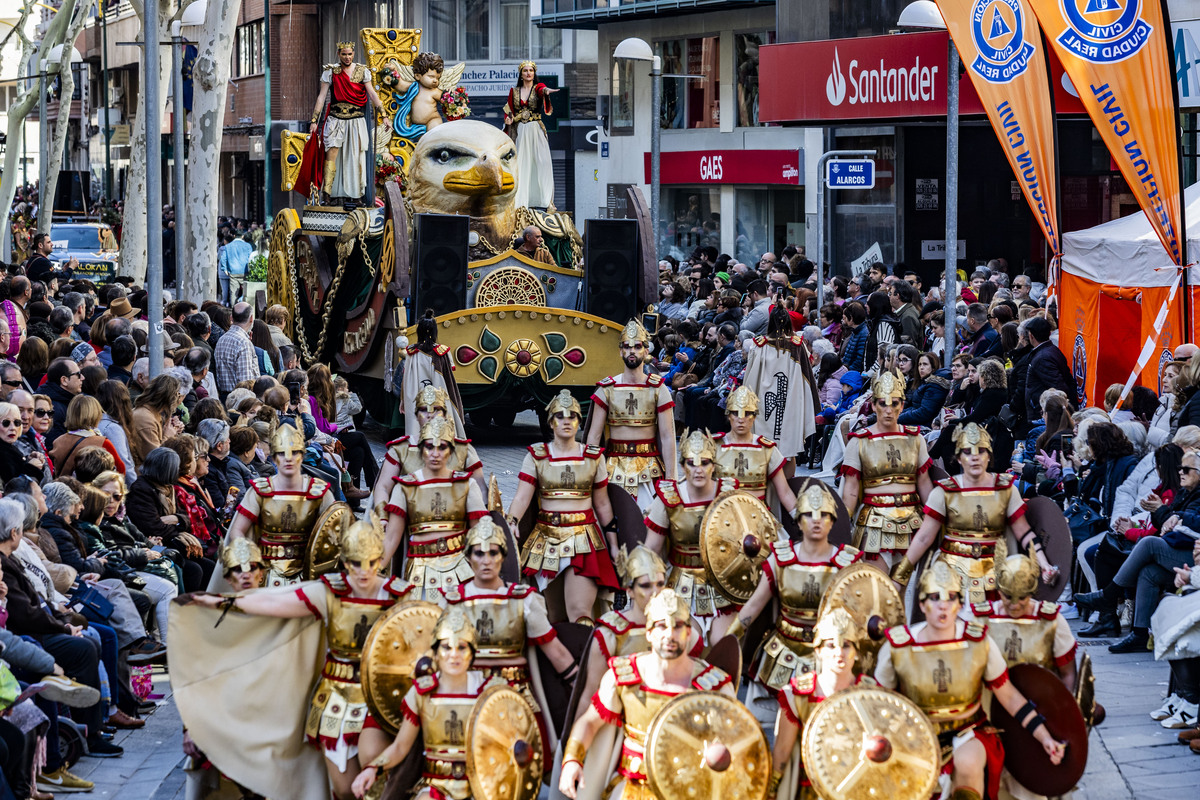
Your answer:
[898,0,958,357]
[613,37,662,262]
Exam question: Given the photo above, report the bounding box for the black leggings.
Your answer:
[338,429,377,487]
[179,556,215,592]
[0,713,32,798]
[1171,656,1200,704]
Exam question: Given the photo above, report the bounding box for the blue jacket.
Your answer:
[841,324,869,373]
[964,324,1002,359]
[661,345,698,385]
[821,371,865,418]
[898,369,952,427]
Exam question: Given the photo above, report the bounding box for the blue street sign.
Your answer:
[826,158,875,189]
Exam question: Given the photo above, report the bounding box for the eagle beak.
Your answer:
[443,156,515,195]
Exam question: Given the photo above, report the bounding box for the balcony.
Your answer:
[533,0,773,29]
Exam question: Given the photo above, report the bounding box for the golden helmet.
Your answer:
[415,385,451,413]
[917,561,963,603]
[466,516,508,555]
[418,416,456,446]
[341,506,385,565]
[620,319,651,348]
[336,40,356,51]
[645,588,690,628]
[796,484,838,518]
[813,607,861,650]
[995,554,1040,600]
[270,423,305,457]
[220,538,263,574]
[545,389,582,419]
[432,608,476,650]
[678,428,718,466]
[871,371,907,403]
[725,385,760,417]
[952,422,993,455]
[615,544,667,588]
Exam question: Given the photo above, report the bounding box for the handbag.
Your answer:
[1065,497,1108,547]
[68,580,114,623]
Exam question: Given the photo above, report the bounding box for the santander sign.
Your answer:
[824,46,941,107]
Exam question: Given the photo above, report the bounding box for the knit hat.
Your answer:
[716,271,731,284]
[70,341,93,364]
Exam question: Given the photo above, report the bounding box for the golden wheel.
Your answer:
[267,208,300,335]
[504,339,542,378]
[475,267,547,307]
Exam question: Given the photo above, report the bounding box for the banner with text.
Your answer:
[936,0,1061,259]
[1027,0,1184,265]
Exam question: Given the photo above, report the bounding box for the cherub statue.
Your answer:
[392,51,466,140]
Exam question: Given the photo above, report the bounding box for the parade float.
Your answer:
[267,28,648,428]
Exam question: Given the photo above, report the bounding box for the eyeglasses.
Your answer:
[0,419,20,428]
[66,371,81,378]
[1181,466,1198,475]
[32,409,52,418]
[1,380,21,388]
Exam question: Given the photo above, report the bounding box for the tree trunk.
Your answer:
[0,57,38,261]
[119,0,175,284]
[179,0,242,303]
[38,0,91,235]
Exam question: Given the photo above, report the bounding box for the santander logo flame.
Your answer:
[826,48,847,106]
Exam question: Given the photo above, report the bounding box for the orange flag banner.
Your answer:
[935,0,1061,258]
[1027,0,1184,265]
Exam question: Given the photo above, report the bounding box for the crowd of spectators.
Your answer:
[0,253,369,796]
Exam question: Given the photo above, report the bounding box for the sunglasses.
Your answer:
[1181,466,1198,475]
[1,380,21,388]
[32,409,52,418]
[0,419,19,428]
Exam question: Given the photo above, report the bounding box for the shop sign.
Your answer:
[457,63,565,97]
[915,178,938,211]
[921,239,966,260]
[644,149,803,185]
[760,30,1086,123]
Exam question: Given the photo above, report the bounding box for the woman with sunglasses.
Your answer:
[0,401,43,483]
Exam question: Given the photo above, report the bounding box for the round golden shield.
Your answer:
[801,686,939,800]
[466,685,544,800]
[700,490,780,604]
[303,502,353,580]
[360,600,444,735]
[645,691,769,800]
[816,563,905,676]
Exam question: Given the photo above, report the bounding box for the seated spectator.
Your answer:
[0,400,43,483]
[898,352,950,428]
[161,435,221,551]
[225,426,260,493]
[125,447,213,591]
[94,470,183,594]
[814,352,847,412]
[131,374,184,468]
[49,394,126,477]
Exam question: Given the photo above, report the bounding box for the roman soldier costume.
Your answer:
[590,320,673,495]
[841,372,931,560]
[754,487,862,688]
[383,386,481,478]
[643,431,737,635]
[234,425,334,587]
[713,386,785,501]
[972,556,1076,671]
[387,418,488,597]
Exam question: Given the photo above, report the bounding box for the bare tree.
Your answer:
[38,0,95,234]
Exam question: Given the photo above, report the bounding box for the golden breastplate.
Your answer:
[619,682,682,751]
[985,617,1056,669]
[943,485,1010,542]
[777,562,839,629]
[889,629,989,732]
[534,452,600,502]
[613,626,648,657]
[858,433,922,488]
[325,591,390,673]
[604,384,659,427]
[420,693,477,761]
[715,442,771,494]
[456,592,526,660]
[257,492,325,539]
[401,478,471,536]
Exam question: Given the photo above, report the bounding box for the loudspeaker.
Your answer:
[585,219,640,321]
[413,213,468,317]
[54,171,89,213]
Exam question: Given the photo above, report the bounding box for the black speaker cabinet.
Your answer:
[585,219,640,322]
[413,213,468,317]
[54,171,90,213]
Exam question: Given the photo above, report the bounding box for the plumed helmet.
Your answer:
[917,561,963,603]
[418,416,456,446]
[620,319,651,348]
[725,385,760,417]
[615,544,667,588]
[813,607,861,650]
[545,389,582,419]
[995,554,1040,601]
[952,422,993,455]
[415,385,451,413]
[871,371,907,403]
[678,428,718,466]
[432,607,476,650]
[220,538,263,575]
[796,484,838,518]
[270,423,305,457]
[645,588,690,628]
[465,516,508,555]
[340,505,385,565]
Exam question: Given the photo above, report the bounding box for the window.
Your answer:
[426,0,457,59]
[500,0,528,61]
[234,21,264,78]
[663,188,720,259]
[656,37,719,129]
[610,58,634,136]
[534,25,562,60]
[464,0,490,60]
[735,32,773,127]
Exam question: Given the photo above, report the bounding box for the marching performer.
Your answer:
[727,484,862,688]
[891,423,1058,606]
[189,509,414,800]
[642,430,739,642]
[225,423,335,587]
[350,609,499,799]
[442,517,579,736]
[558,589,735,800]
[741,306,820,462]
[840,371,934,569]
[874,562,1066,800]
[508,389,620,623]
[713,385,799,515]
[221,538,266,592]
[770,608,878,800]
[384,417,489,597]
[371,384,483,507]
[586,319,677,506]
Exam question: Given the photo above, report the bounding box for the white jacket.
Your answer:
[1110,451,1160,527]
